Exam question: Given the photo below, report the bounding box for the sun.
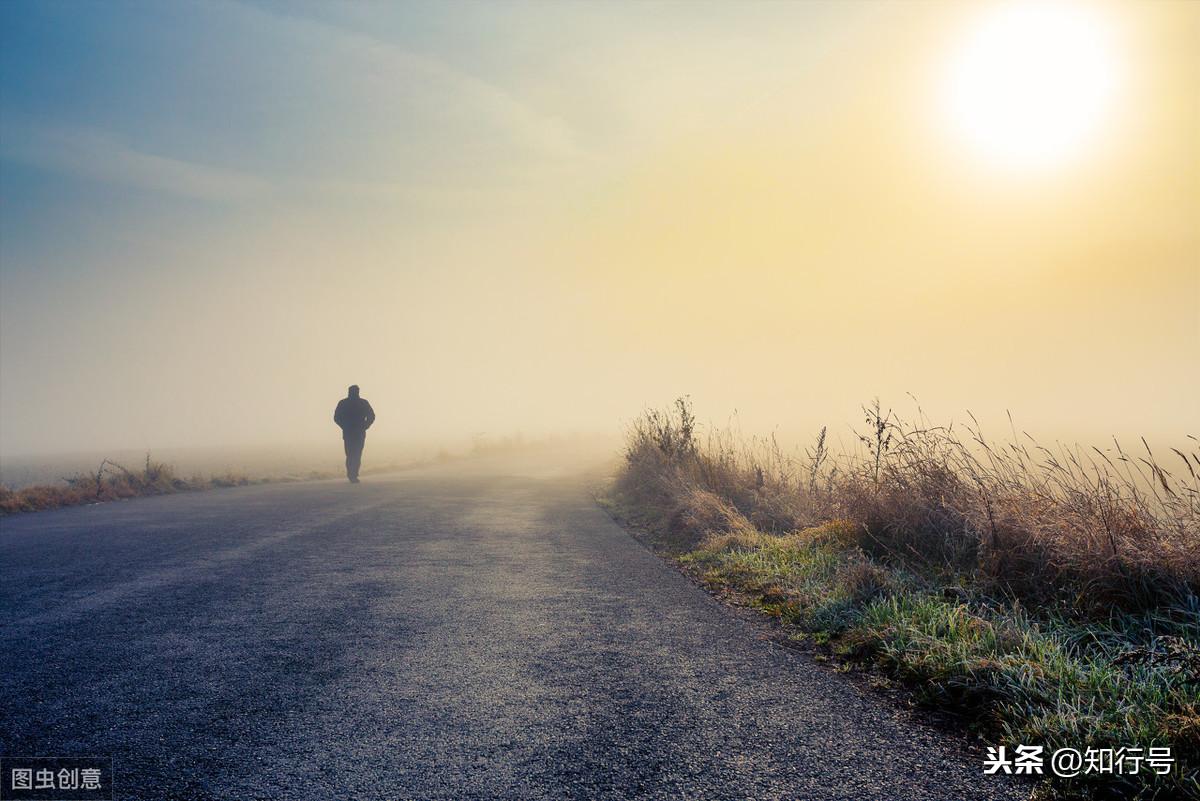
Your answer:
[942,2,1120,170]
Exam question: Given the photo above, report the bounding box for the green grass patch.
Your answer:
[669,521,1199,800]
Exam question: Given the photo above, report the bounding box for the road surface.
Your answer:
[1,455,1022,800]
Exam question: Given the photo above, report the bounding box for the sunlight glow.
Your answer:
[943,2,1120,170]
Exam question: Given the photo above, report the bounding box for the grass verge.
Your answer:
[0,455,269,515]
[610,399,1199,801]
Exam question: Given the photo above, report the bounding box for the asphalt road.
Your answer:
[1,455,1023,800]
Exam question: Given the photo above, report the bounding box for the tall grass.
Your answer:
[612,398,1199,800]
[0,454,252,515]
[617,397,1199,617]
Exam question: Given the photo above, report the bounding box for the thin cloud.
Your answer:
[228,0,586,163]
[1,122,271,202]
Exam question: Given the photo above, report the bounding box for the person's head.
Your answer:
[348,385,360,398]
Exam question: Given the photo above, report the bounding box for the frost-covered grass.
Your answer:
[613,399,1200,800]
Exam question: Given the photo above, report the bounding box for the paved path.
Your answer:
[0,458,1022,800]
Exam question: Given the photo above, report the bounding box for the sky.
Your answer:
[1,0,1197,459]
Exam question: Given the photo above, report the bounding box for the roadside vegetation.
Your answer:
[610,398,1199,800]
[0,453,430,516]
[0,455,265,515]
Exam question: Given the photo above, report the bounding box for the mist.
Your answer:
[2,0,1196,467]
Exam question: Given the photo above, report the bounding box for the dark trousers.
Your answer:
[343,430,366,481]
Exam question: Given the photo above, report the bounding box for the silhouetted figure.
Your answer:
[333,385,375,483]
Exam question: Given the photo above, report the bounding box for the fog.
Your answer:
[1,1,1196,474]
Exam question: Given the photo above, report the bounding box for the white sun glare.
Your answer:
[943,2,1120,170]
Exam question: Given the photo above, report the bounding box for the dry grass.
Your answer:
[0,449,490,517]
[612,398,1200,799]
[0,455,254,515]
[618,397,1199,617]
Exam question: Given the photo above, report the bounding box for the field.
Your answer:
[609,399,1199,800]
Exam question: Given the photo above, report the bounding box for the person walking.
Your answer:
[333,385,375,483]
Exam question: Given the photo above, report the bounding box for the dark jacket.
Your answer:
[334,396,376,435]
